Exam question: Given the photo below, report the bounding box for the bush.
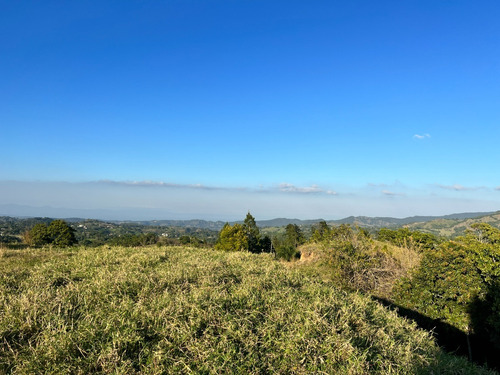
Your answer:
[392,224,500,365]
[48,220,77,247]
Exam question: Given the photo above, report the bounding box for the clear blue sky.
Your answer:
[1,0,499,220]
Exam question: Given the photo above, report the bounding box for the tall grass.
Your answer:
[0,246,494,374]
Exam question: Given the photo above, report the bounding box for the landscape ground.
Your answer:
[0,245,496,374]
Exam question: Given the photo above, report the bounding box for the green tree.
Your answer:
[311,221,330,242]
[29,223,51,247]
[285,224,305,248]
[47,220,77,247]
[258,235,273,253]
[243,212,261,253]
[214,223,248,252]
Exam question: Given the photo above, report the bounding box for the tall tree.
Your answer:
[285,224,305,248]
[243,212,261,253]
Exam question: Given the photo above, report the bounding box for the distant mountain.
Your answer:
[330,211,498,228]
[407,211,500,237]
[2,209,499,235]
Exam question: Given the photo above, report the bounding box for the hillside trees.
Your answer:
[214,212,272,253]
[272,224,305,260]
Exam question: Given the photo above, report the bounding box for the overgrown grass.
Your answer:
[0,246,495,374]
[298,235,422,298]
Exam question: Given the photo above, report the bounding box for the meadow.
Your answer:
[0,245,495,374]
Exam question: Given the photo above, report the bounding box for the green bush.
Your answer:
[27,220,77,247]
[393,224,500,360]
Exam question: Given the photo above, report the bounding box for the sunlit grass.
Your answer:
[0,246,494,374]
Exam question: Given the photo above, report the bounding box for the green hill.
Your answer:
[407,211,500,237]
[0,245,494,374]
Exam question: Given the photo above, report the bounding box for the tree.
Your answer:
[258,235,273,253]
[243,212,261,253]
[311,221,330,242]
[29,223,51,247]
[285,224,305,248]
[48,220,77,247]
[214,223,248,251]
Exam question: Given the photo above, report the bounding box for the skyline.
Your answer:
[1,1,500,220]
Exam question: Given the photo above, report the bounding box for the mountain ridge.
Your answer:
[2,210,498,231]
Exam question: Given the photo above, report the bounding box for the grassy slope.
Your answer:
[0,246,495,374]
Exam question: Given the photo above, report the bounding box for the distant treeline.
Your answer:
[0,217,218,248]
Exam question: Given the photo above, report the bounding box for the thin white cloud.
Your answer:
[279,183,322,193]
[278,183,337,195]
[95,179,338,196]
[96,179,230,191]
[436,184,482,192]
[382,190,404,197]
[413,133,431,140]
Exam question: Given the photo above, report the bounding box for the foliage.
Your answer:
[377,228,440,251]
[214,223,248,251]
[285,223,305,247]
[272,224,305,260]
[0,245,494,374]
[215,213,272,253]
[47,220,77,247]
[243,212,260,253]
[29,223,52,247]
[0,217,218,247]
[311,220,331,242]
[301,225,421,297]
[393,223,500,356]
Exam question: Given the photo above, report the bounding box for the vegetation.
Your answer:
[270,223,306,260]
[393,223,500,361]
[23,219,77,247]
[0,245,494,374]
[0,217,218,248]
[214,212,272,254]
[2,213,500,371]
[302,224,422,298]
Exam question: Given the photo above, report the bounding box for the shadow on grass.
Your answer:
[0,243,29,250]
[374,296,500,371]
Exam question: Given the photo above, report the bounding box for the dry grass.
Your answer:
[0,245,494,374]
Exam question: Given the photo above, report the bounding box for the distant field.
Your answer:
[0,246,495,374]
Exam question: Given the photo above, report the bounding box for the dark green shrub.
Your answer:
[48,220,77,247]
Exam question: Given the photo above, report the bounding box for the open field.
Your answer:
[0,245,495,374]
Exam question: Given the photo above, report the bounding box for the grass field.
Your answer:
[0,245,495,374]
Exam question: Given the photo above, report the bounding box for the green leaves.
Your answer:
[393,224,500,340]
[27,220,77,248]
[214,223,248,252]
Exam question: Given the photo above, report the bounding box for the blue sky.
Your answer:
[1,1,499,220]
